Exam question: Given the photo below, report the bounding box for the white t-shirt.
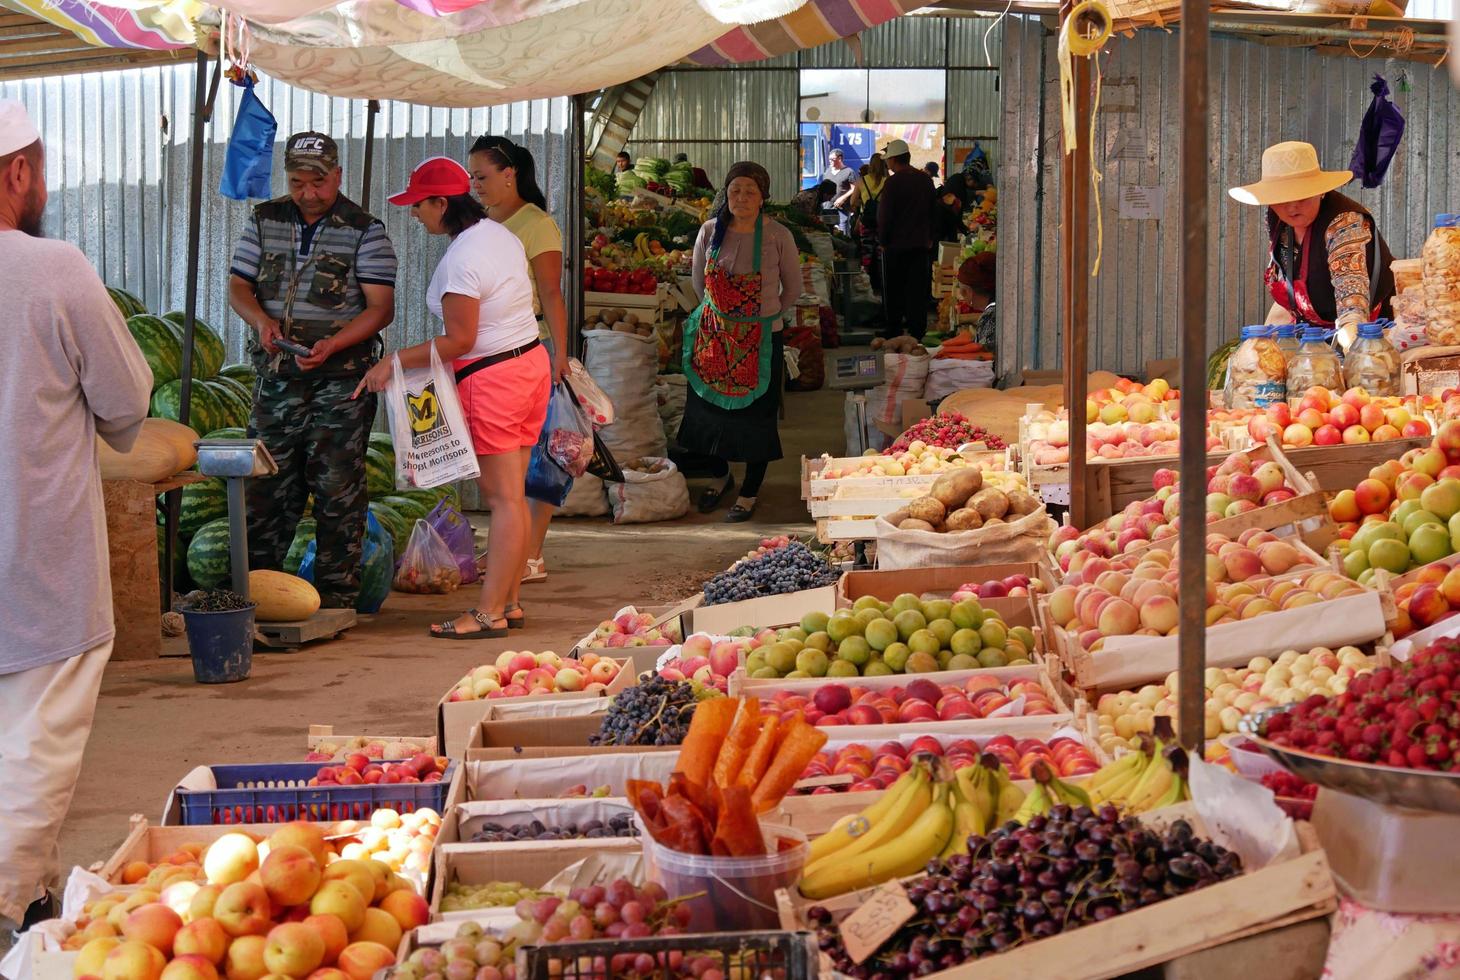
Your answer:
[427,219,540,358]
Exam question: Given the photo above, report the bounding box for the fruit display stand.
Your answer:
[687,585,838,637]
[1277,436,1431,499]
[427,843,647,925]
[459,751,680,808]
[159,760,460,825]
[567,601,694,670]
[1043,584,1389,692]
[834,561,1053,624]
[305,725,437,760]
[583,285,667,323]
[801,450,1011,502]
[96,814,336,887]
[775,821,1335,979]
[431,799,643,877]
[105,473,204,661]
[436,657,633,759]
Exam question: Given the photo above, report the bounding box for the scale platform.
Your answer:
[255,608,357,650]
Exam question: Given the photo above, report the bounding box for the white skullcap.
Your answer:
[0,99,40,157]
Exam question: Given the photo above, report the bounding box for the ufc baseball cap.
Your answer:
[388,156,471,206]
[284,132,339,174]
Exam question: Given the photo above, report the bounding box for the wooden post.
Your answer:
[1061,9,1092,528]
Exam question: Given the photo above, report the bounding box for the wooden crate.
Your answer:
[1278,436,1431,495]
[96,815,332,884]
[776,822,1335,979]
[306,725,437,759]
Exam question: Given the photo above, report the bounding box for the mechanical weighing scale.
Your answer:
[194,438,356,648]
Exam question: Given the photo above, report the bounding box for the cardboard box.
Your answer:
[437,658,633,759]
[460,752,680,803]
[688,585,837,636]
[1401,344,1460,397]
[429,842,646,923]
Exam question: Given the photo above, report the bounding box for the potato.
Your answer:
[969,487,1010,521]
[906,496,947,525]
[898,518,938,532]
[884,508,911,526]
[1006,488,1043,517]
[983,517,1005,527]
[607,307,627,321]
[625,313,640,326]
[930,469,983,509]
[945,508,984,532]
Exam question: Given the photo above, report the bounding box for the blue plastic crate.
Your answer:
[173,761,454,826]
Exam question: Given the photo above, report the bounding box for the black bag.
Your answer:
[562,385,625,482]
[861,182,881,232]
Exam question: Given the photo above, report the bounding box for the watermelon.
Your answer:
[151,379,226,436]
[365,448,395,497]
[379,495,430,525]
[180,477,229,537]
[367,501,409,557]
[162,312,225,379]
[203,379,251,428]
[108,286,146,318]
[211,374,253,406]
[128,314,183,390]
[368,432,395,469]
[284,518,317,575]
[220,363,257,388]
[203,427,247,440]
[393,488,445,511]
[187,517,233,589]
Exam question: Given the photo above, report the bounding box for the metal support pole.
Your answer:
[163,48,211,607]
[1177,0,1211,753]
[1060,11,1091,528]
[226,478,250,601]
[567,94,586,360]
[360,99,380,210]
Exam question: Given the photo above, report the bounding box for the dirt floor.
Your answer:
[58,378,852,873]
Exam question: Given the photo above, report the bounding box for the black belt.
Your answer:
[453,339,540,384]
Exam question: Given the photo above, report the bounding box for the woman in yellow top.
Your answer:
[469,136,568,598]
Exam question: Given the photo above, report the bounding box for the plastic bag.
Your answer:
[426,498,477,585]
[526,422,573,507]
[218,77,277,202]
[1349,74,1405,190]
[392,519,462,594]
[383,340,480,489]
[298,511,393,614]
[565,357,614,427]
[543,382,594,477]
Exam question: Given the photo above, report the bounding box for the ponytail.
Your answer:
[469,135,547,211]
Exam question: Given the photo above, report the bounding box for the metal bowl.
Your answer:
[1238,706,1460,814]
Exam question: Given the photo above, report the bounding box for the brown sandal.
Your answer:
[430,608,508,640]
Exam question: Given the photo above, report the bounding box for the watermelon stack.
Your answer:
[180,478,229,537]
[128,314,183,390]
[365,447,395,497]
[162,311,225,380]
[187,517,234,589]
[150,379,229,437]
[108,287,147,319]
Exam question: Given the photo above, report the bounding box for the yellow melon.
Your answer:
[97,418,198,482]
[249,570,320,622]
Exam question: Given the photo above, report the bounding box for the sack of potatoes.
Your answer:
[870,335,929,355]
[885,469,1042,533]
[587,308,655,337]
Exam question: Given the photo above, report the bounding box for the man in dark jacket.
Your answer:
[876,139,937,338]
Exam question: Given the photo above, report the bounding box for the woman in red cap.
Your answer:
[357,156,549,639]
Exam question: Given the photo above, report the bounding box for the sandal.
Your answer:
[430,608,509,640]
[697,475,735,514]
[521,557,547,584]
[505,603,526,630]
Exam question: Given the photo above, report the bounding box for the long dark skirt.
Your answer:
[676,333,784,464]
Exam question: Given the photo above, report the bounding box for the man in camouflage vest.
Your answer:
[227,132,397,608]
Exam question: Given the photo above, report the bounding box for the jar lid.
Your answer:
[1239,324,1270,339]
[1273,323,1297,338]
[1437,213,1458,227]
[1357,322,1384,338]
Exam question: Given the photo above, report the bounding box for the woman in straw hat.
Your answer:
[1229,141,1394,349]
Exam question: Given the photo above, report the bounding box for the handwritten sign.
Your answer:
[1118,185,1164,220]
[838,881,917,964]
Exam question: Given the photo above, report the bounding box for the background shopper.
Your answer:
[0,99,152,934]
[358,157,548,638]
[877,138,937,338]
[679,161,800,523]
[469,135,567,589]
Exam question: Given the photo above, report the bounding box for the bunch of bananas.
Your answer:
[1085,731,1190,814]
[1010,760,1093,823]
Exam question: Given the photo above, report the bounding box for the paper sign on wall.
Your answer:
[1119,185,1164,220]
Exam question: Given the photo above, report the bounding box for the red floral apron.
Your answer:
[1266,224,1383,327]
[683,215,776,410]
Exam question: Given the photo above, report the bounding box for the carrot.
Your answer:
[750,715,828,814]
[735,716,781,790]
[674,697,739,788]
[711,699,762,788]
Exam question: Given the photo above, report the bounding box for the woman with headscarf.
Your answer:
[1228,141,1395,349]
[679,162,801,522]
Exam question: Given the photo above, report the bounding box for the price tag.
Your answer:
[837,880,916,964]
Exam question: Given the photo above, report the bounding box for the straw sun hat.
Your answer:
[1228,141,1353,207]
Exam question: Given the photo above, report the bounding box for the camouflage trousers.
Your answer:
[246,375,376,607]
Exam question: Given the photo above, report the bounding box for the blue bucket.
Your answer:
[182,604,255,683]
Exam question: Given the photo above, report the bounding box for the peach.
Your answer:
[102,940,167,980]
[77,938,123,979]
[264,923,326,979]
[174,919,229,966]
[1138,595,1179,634]
[259,844,321,907]
[224,935,269,980]
[213,882,271,938]
[1409,584,1451,627]
[203,834,259,887]
[1256,541,1305,575]
[1096,598,1139,636]
[336,943,395,980]
[1221,548,1263,582]
[122,905,183,956]
[348,908,401,951]
[187,885,222,924]
[1047,585,1078,627]
[306,972,352,980]
[302,915,349,967]
[160,956,219,980]
[308,882,366,934]
[320,860,376,907]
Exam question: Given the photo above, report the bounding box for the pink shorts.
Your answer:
[455,344,551,456]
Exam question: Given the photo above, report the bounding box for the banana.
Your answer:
[799,786,955,899]
[1152,773,1186,810]
[940,798,984,858]
[802,767,931,877]
[804,766,922,866]
[1012,782,1050,824]
[1123,750,1175,813]
[961,756,998,826]
[995,776,1026,827]
[1050,774,1093,809]
[1084,749,1146,803]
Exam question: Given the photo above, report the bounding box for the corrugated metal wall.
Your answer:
[997,15,1460,381]
[0,65,571,365]
[627,16,1006,196]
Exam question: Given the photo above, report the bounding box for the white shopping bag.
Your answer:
[384,340,480,489]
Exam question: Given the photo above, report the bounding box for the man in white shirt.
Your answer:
[0,100,152,938]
